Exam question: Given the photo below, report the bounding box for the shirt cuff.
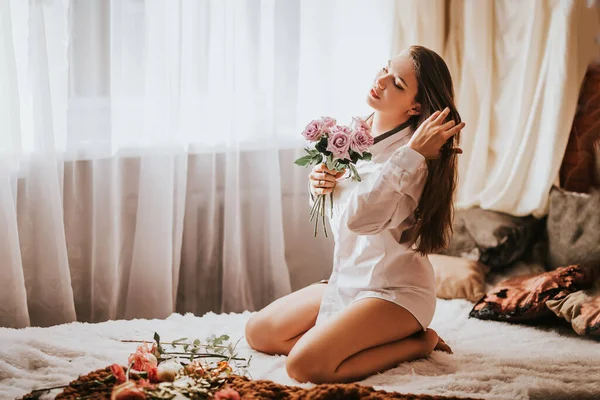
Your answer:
[389,145,427,174]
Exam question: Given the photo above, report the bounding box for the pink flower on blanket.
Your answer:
[128,343,158,373]
[110,364,127,384]
[111,381,147,400]
[214,388,241,400]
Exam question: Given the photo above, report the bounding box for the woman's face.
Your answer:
[366,53,420,117]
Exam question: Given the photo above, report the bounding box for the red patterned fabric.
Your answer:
[560,63,600,193]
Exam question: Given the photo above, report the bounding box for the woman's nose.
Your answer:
[375,77,386,90]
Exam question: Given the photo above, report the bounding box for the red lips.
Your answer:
[370,88,380,99]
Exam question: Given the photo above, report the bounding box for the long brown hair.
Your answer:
[406,45,460,255]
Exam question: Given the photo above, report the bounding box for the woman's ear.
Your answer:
[408,103,421,116]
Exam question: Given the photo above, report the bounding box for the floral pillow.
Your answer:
[547,284,600,337]
[469,264,597,322]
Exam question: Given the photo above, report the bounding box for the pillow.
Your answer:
[546,284,600,337]
[429,254,489,302]
[441,207,543,270]
[594,140,600,186]
[440,213,479,260]
[559,62,600,193]
[469,264,597,323]
[546,187,600,269]
[485,261,546,293]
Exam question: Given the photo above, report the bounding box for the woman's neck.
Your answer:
[370,112,410,138]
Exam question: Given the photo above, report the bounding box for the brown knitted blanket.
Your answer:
[20,366,481,400]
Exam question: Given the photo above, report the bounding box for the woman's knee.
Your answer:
[421,328,439,356]
[286,346,327,384]
[245,311,286,353]
[245,313,269,351]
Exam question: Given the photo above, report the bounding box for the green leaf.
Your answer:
[326,156,336,171]
[349,164,361,182]
[172,337,188,344]
[315,137,329,154]
[193,339,201,346]
[361,152,372,161]
[153,332,161,344]
[294,155,313,166]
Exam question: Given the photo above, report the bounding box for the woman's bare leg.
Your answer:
[285,298,449,383]
[245,283,326,355]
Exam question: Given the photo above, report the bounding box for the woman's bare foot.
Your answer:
[434,336,453,354]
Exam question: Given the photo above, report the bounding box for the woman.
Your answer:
[245,45,465,384]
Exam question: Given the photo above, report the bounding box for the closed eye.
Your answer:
[383,67,404,90]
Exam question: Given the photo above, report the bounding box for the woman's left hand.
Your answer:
[407,107,464,159]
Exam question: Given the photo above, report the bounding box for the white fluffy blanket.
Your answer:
[1,299,599,400]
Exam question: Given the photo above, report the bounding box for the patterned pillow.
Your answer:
[546,187,600,269]
[546,284,600,337]
[441,207,543,270]
[559,63,600,193]
[469,264,597,322]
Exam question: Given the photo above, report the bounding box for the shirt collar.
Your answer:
[369,126,413,161]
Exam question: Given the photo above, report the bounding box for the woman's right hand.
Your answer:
[407,107,465,159]
[309,164,345,196]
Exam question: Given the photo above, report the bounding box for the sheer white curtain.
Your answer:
[6,0,594,329]
[0,0,397,328]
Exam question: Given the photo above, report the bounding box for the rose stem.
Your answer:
[322,196,328,237]
[309,194,320,222]
[162,352,245,360]
[314,196,320,237]
[119,339,228,349]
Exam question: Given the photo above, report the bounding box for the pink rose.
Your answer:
[110,364,127,384]
[352,116,371,133]
[320,116,337,133]
[327,125,352,160]
[128,344,158,373]
[350,127,374,155]
[301,119,324,142]
[111,381,146,400]
[214,388,241,400]
[147,366,159,383]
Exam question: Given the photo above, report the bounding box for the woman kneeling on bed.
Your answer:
[245,45,464,384]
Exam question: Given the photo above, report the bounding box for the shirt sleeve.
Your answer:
[345,145,428,235]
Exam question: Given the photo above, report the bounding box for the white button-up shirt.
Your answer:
[315,127,437,329]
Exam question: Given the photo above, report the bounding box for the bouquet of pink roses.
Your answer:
[295,116,374,237]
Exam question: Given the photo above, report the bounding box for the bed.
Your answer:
[1,298,599,400]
